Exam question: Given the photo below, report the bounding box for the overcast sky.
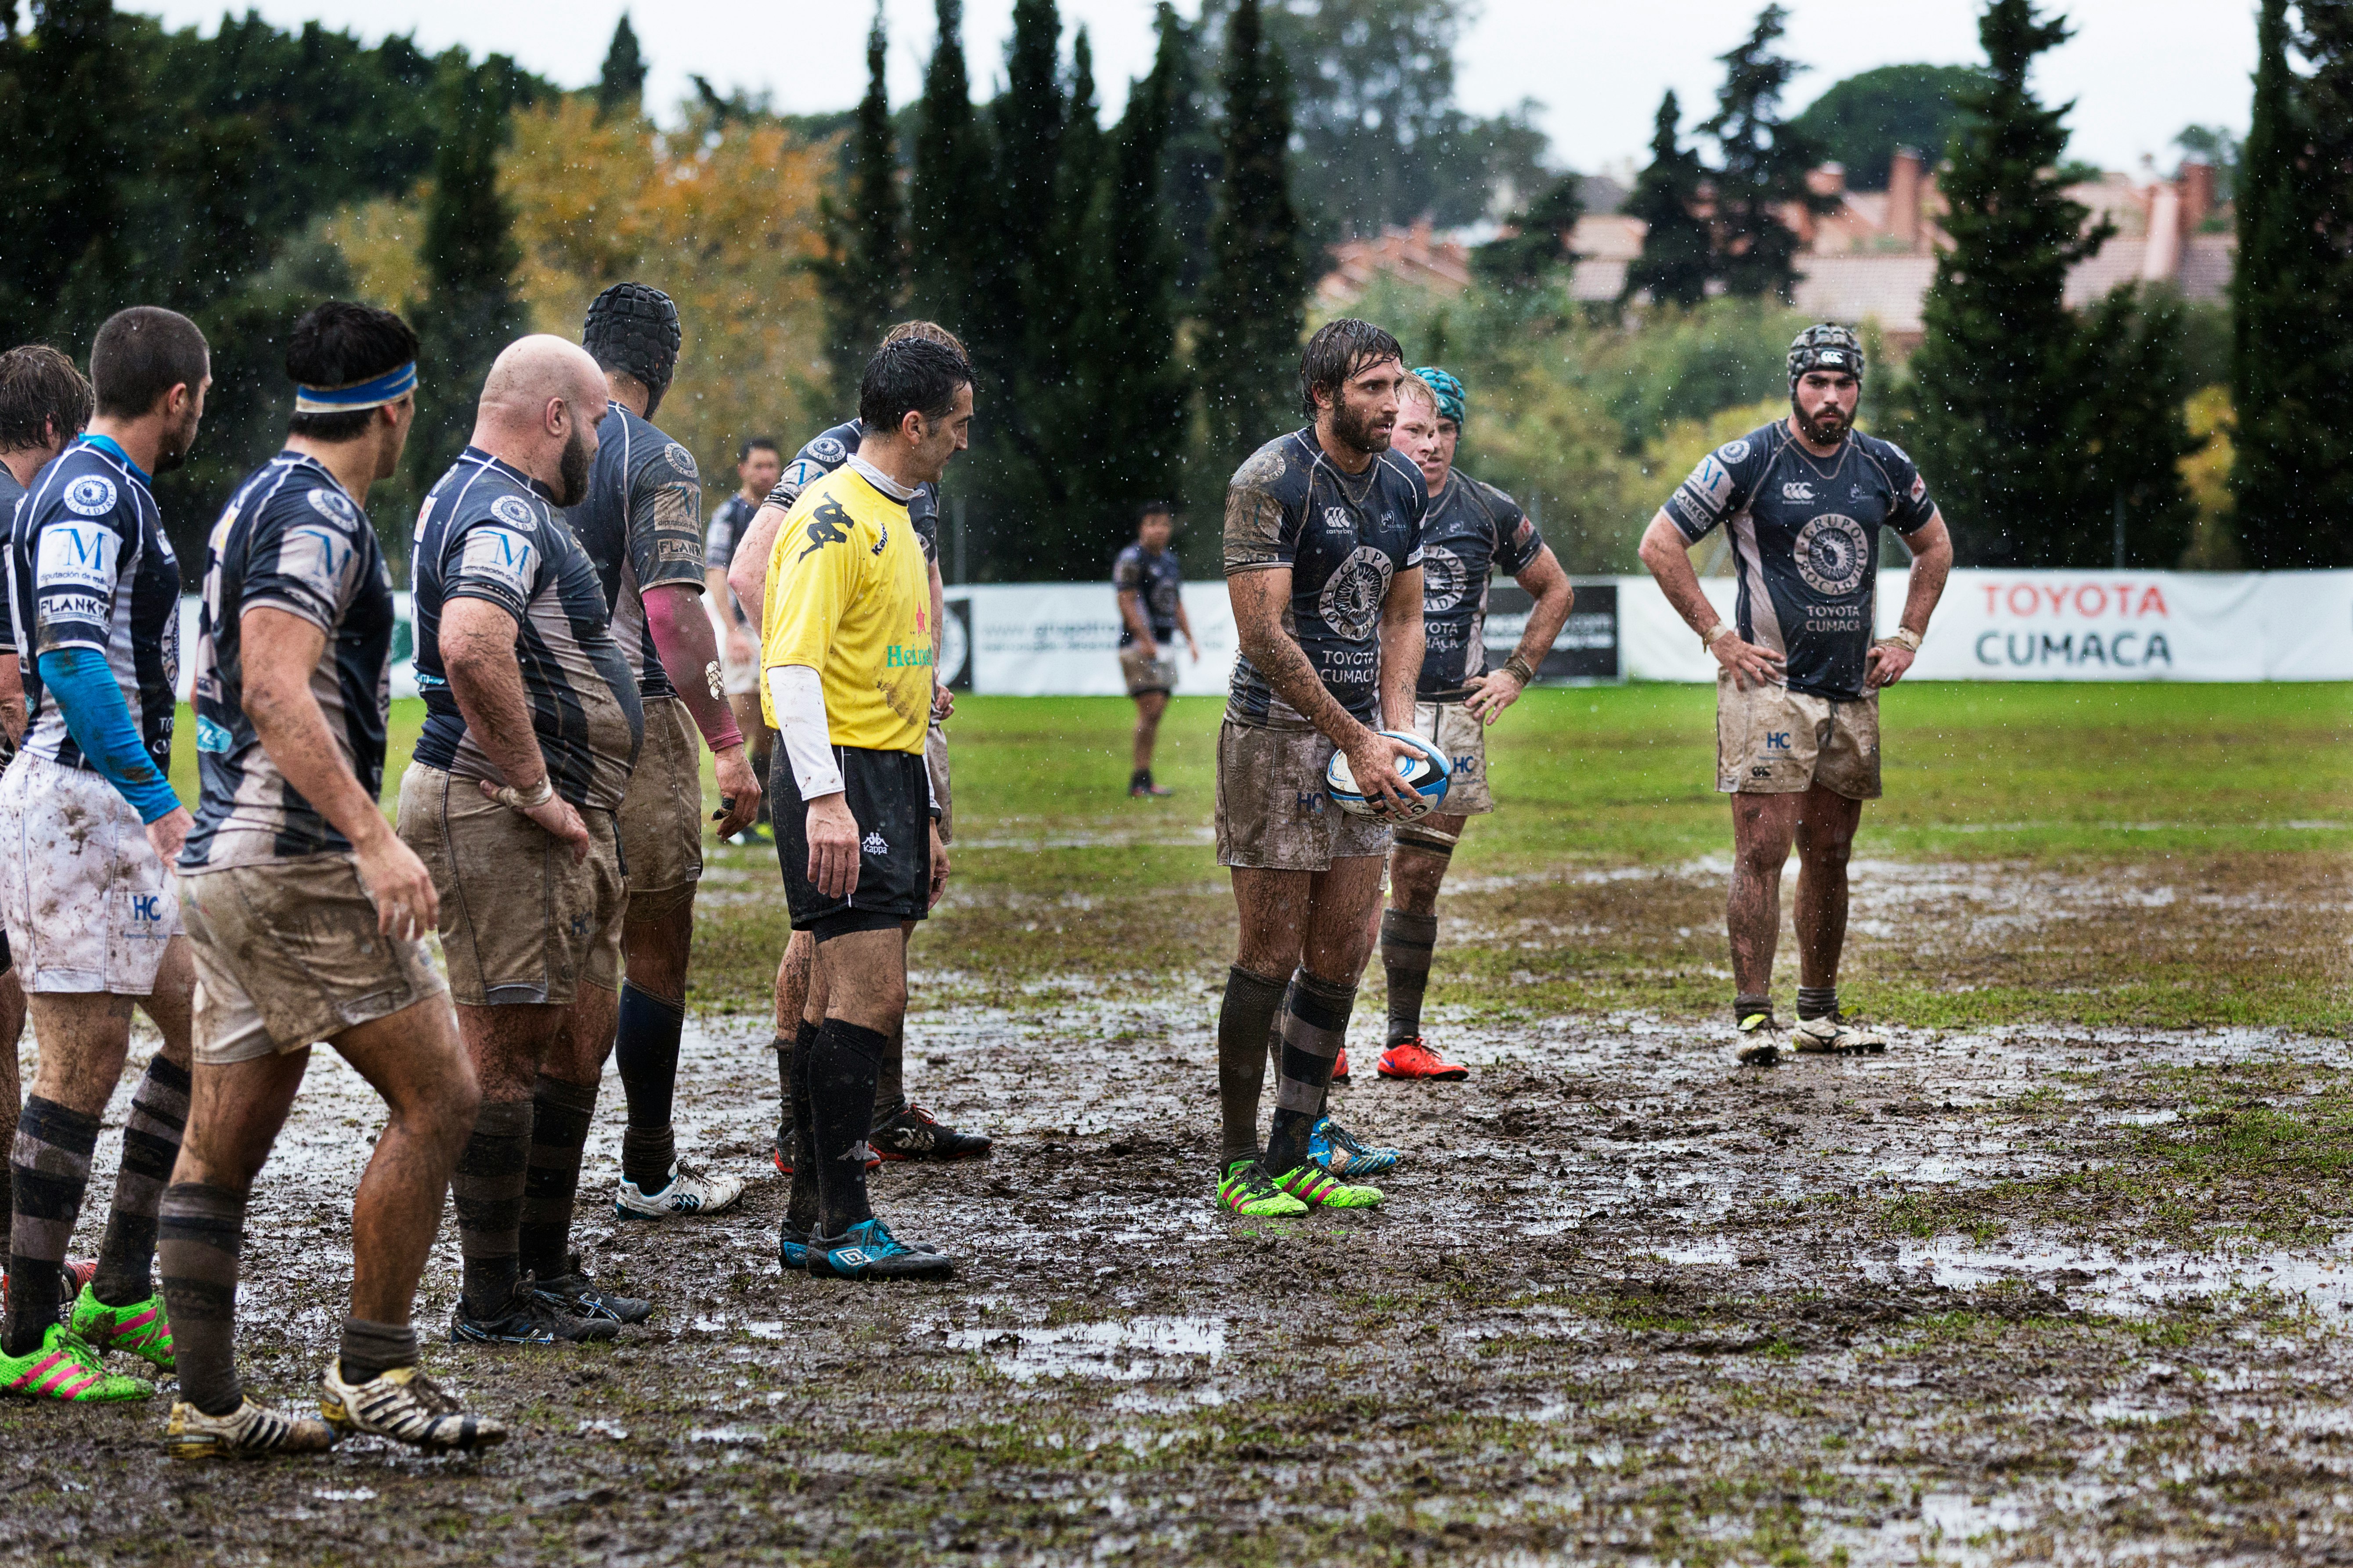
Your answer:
[140,0,2256,179]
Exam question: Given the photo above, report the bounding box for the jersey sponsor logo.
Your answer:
[656,537,700,561]
[870,517,889,555]
[1885,442,1913,465]
[884,642,932,669]
[37,521,119,589]
[1687,455,1734,513]
[1793,514,1870,597]
[458,526,538,598]
[663,442,697,477]
[1421,545,1469,613]
[1782,481,1816,503]
[781,458,824,493]
[1716,438,1751,464]
[306,488,358,524]
[61,476,118,517]
[1322,505,1356,537]
[39,591,109,626]
[861,830,888,856]
[798,497,855,560]
[490,494,537,529]
[195,714,233,753]
[1909,474,1927,504]
[808,436,847,465]
[1317,544,1394,642]
[286,525,356,589]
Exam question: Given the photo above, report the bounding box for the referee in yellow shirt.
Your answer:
[761,336,970,1281]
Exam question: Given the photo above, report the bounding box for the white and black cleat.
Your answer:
[1789,1014,1887,1055]
[162,1396,337,1460]
[614,1159,747,1222]
[320,1362,507,1452]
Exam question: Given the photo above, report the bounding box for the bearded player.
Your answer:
[1637,324,1952,1063]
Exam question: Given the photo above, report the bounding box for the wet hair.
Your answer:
[1136,500,1174,526]
[859,336,973,438]
[0,345,93,453]
[1395,372,1438,416]
[90,307,209,421]
[884,320,968,360]
[1299,317,1404,418]
[285,302,420,441]
[739,436,780,461]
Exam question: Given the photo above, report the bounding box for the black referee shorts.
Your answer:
[770,744,932,940]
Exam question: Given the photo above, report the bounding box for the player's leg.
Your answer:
[1131,690,1169,795]
[1377,813,1470,1080]
[772,928,815,1175]
[1259,855,1386,1208]
[1220,865,1310,1188]
[869,921,992,1164]
[0,957,22,1266]
[1728,791,1803,1060]
[1787,784,1883,1054]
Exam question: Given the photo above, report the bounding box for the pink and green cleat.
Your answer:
[1270,1164,1383,1209]
[69,1286,174,1373]
[0,1323,154,1402]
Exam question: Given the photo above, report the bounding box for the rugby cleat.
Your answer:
[448,1279,619,1346]
[1270,1164,1383,1209]
[0,1257,99,1320]
[162,1396,335,1460]
[1308,1116,1400,1178]
[805,1218,954,1281]
[1331,1047,1351,1086]
[1375,1038,1468,1081]
[1732,1010,1781,1067]
[70,1285,174,1372]
[1790,1013,1888,1056]
[1217,1159,1308,1217]
[778,1221,814,1272]
[529,1256,653,1325]
[320,1362,506,1452]
[0,1323,152,1402]
[1128,771,1172,799]
[614,1159,747,1221]
[870,1100,992,1162]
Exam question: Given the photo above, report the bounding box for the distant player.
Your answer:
[1369,368,1572,1082]
[1113,501,1197,798]
[726,322,989,1178]
[567,283,760,1225]
[397,336,645,1344]
[161,302,498,1456]
[705,436,781,843]
[1637,323,1953,1063]
[0,344,92,1317]
[760,334,967,1280]
[1211,318,1428,1218]
[0,308,209,1401]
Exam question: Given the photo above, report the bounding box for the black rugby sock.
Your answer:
[1735,993,1774,1027]
[5,1097,96,1356]
[808,1018,890,1236]
[520,1075,599,1281]
[1215,966,1290,1168]
[614,983,685,1189]
[156,1182,245,1416]
[93,1055,189,1307]
[1380,910,1439,1045]
[1797,986,1838,1022]
[785,1021,820,1235]
[339,1316,419,1385]
[451,1099,531,1316]
[1264,970,1357,1176]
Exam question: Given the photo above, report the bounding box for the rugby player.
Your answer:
[1637,323,1953,1063]
[0,308,209,1401]
[160,302,498,1456]
[761,334,965,1280]
[1212,318,1429,1218]
[1113,501,1197,798]
[397,336,646,1343]
[1369,368,1572,1081]
[726,322,988,1178]
[705,436,781,844]
[0,346,93,1319]
[567,283,759,1224]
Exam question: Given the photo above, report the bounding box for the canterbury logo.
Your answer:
[798,497,855,560]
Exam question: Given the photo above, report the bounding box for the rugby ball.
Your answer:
[1327,730,1451,822]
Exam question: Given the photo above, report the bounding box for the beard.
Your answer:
[1330,397,1393,456]
[554,423,594,506]
[1794,397,1851,446]
[152,408,202,473]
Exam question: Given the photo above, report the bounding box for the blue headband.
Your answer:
[293,361,416,415]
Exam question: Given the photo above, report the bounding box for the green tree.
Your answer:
[1472,174,1584,291]
[906,0,992,341]
[2081,285,2198,567]
[0,0,128,346]
[597,13,646,121]
[1622,90,1713,309]
[1702,5,1835,301]
[1200,0,1307,467]
[1911,0,2112,568]
[1788,63,1986,189]
[1155,4,1221,301]
[815,4,904,411]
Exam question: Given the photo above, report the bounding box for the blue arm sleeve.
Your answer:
[36,648,180,823]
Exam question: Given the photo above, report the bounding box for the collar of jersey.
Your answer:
[458,444,561,503]
[844,453,917,503]
[73,433,151,487]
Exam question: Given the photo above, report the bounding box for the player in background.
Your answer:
[705,437,781,844]
[567,283,760,1224]
[760,335,966,1280]
[1113,501,1197,798]
[1211,319,1428,1218]
[727,322,989,1174]
[0,308,209,1402]
[1638,323,1952,1063]
[0,345,93,1319]
[397,336,645,1345]
[162,303,498,1456]
[1368,368,1573,1082]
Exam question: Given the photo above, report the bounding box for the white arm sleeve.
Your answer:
[765,664,843,799]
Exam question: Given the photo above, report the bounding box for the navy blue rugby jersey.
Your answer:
[767,419,940,566]
[1665,421,1937,702]
[704,492,758,627]
[411,447,642,811]
[1416,471,1544,698]
[1112,541,1183,646]
[1223,429,1427,727]
[0,465,21,762]
[181,453,395,869]
[566,404,704,701]
[7,435,180,776]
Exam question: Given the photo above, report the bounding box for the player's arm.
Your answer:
[761,511,861,898]
[238,607,435,938]
[632,449,760,836]
[1116,587,1155,653]
[1173,592,1199,660]
[928,557,952,721]
[706,564,754,664]
[727,451,825,630]
[1868,509,1953,688]
[438,595,591,861]
[1377,563,1424,730]
[0,653,24,745]
[1638,511,1783,689]
[1468,544,1573,724]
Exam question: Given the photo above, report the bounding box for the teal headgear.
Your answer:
[1412,366,1465,428]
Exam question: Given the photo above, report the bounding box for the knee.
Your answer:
[1734,836,1790,879]
[1801,833,1854,875]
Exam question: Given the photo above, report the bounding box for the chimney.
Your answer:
[2179,155,2215,232]
[1889,146,1924,251]
[1807,162,1848,198]
[2140,180,2183,284]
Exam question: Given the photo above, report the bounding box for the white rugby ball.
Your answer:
[1326,730,1451,822]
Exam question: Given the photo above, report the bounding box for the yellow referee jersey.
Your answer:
[759,463,932,754]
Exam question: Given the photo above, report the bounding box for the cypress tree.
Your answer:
[1472,174,1584,292]
[0,0,126,346]
[2081,284,2198,567]
[1909,0,2109,568]
[1154,4,1221,303]
[989,0,1066,379]
[1201,0,1306,466]
[1701,5,1834,301]
[1622,90,1713,309]
[906,0,991,342]
[816,4,904,410]
[596,14,646,121]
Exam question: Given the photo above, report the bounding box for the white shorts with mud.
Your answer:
[0,753,180,995]
[1715,672,1882,800]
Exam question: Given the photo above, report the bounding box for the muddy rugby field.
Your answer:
[3,683,2347,1567]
